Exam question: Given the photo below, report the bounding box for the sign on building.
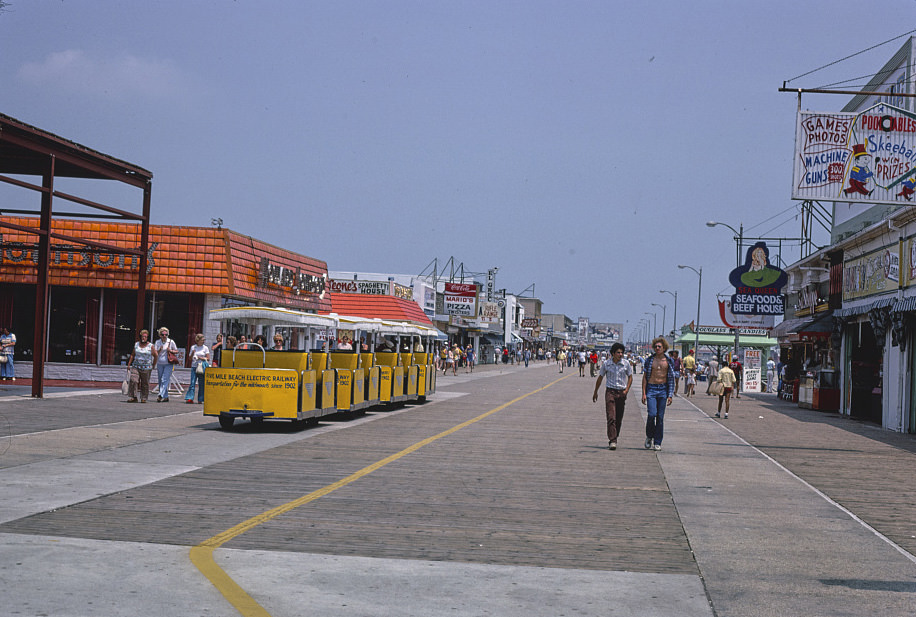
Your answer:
[478,301,500,323]
[793,103,916,206]
[444,282,479,317]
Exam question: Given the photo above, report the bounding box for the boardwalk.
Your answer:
[1,362,914,616]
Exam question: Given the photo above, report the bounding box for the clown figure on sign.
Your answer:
[844,143,875,197]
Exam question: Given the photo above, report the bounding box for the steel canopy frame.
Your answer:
[0,113,153,397]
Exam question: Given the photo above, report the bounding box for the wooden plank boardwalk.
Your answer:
[685,390,916,559]
[0,365,699,575]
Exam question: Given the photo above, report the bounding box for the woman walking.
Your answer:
[185,333,211,404]
[154,327,179,402]
[0,327,15,381]
[126,329,155,403]
[641,337,675,451]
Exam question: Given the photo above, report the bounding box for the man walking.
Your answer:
[593,343,633,450]
[682,349,697,396]
[642,337,675,451]
[766,356,776,393]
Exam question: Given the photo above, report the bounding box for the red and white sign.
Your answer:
[444,282,478,317]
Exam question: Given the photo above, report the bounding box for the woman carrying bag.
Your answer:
[185,333,211,404]
[154,327,179,402]
[126,329,155,403]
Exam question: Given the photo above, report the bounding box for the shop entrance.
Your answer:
[846,321,882,424]
[909,333,916,434]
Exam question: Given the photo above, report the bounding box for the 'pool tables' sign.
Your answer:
[728,242,787,315]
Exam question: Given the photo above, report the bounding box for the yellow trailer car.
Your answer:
[204,309,440,429]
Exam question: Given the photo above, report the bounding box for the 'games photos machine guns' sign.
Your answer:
[793,103,916,205]
[728,242,787,316]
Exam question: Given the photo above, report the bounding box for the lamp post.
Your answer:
[645,311,656,339]
[706,220,743,268]
[659,290,677,339]
[651,303,666,340]
[707,221,743,363]
[678,264,702,359]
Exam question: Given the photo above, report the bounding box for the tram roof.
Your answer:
[208,306,338,328]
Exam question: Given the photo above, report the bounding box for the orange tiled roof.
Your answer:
[325,292,433,326]
[0,217,330,311]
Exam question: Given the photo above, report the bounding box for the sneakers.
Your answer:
[644,437,653,450]
[127,397,138,403]
[653,443,662,451]
[609,441,617,450]
[157,395,162,402]
[724,413,728,419]
[714,413,721,418]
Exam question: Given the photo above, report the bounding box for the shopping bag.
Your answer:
[121,370,131,396]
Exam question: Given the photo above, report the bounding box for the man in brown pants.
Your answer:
[592,343,633,450]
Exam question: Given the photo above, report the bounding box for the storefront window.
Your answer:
[110,291,138,366]
[151,292,193,353]
[0,283,35,361]
[48,287,90,363]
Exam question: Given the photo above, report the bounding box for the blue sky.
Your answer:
[2,1,914,340]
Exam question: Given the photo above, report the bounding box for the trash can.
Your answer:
[812,369,839,411]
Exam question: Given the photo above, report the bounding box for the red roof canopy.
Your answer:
[324,293,433,326]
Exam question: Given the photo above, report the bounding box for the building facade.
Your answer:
[0,217,329,381]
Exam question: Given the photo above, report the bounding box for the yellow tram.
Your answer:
[203,307,440,429]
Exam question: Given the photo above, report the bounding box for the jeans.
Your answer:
[0,354,13,379]
[157,362,174,400]
[645,382,669,445]
[185,366,205,402]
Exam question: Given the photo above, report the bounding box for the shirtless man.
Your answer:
[641,337,675,451]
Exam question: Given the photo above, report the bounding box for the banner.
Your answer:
[793,103,916,206]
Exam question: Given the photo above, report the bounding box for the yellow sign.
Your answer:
[204,368,299,419]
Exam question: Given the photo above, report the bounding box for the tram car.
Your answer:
[203,308,439,429]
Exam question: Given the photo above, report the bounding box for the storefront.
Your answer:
[0,216,330,382]
[772,311,836,407]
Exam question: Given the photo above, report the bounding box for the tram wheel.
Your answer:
[218,415,235,430]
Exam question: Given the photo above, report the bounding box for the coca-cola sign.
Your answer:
[444,282,478,317]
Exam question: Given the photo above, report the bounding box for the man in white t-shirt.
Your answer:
[592,343,633,450]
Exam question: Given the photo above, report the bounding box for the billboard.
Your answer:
[793,103,916,206]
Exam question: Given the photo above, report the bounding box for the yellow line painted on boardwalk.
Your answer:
[190,374,571,617]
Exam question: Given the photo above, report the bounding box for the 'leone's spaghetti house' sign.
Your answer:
[327,279,413,299]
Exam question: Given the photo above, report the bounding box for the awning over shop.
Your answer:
[834,296,895,319]
[892,296,916,313]
[324,292,434,326]
[772,313,833,340]
[674,331,777,349]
